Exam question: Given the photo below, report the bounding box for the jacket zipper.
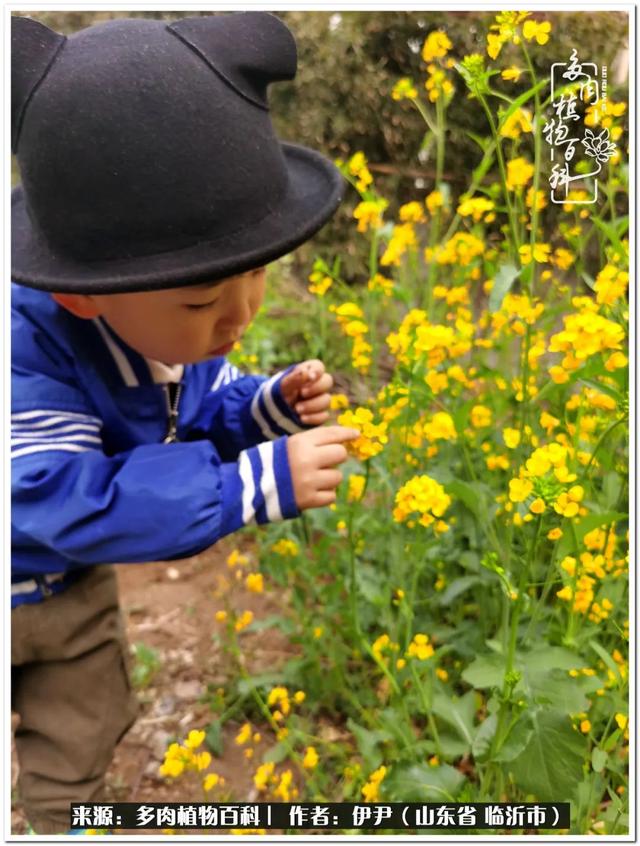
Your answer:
[163,382,183,444]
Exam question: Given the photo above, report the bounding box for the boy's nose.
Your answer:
[218,301,251,336]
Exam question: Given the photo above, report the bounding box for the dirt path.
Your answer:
[11,540,294,835]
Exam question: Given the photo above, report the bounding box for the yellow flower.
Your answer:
[362,766,387,802]
[391,77,418,100]
[368,273,394,296]
[501,66,523,81]
[500,108,533,139]
[254,762,275,792]
[509,477,533,503]
[245,572,264,593]
[548,527,563,540]
[615,713,628,731]
[503,427,521,449]
[604,351,627,371]
[554,485,584,518]
[303,746,319,769]
[215,610,227,623]
[436,667,449,682]
[579,719,591,734]
[348,474,366,502]
[457,196,495,221]
[194,751,212,771]
[522,19,551,45]
[235,723,252,746]
[399,201,427,224]
[184,730,206,750]
[422,30,452,62]
[530,497,546,515]
[159,758,184,778]
[425,190,444,214]
[235,610,254,632]
[393,475,451,529]
[203,773,221,791]
[519,243,551,264]
[226,549,249,568]
[271,538,299,557]
[471,405,492,428]
[338,407,388,461]
[407,633,435,661]
[307,271,333,297]
[353,199,388,234]
[293,690,306,704]
[313,626,323,639]
[506,157,535,190]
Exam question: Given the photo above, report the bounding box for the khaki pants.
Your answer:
[11,565,139,834]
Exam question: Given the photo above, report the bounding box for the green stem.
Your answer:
[477,92,519,262]
[520,41,542,299]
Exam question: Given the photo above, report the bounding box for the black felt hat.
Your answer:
[11,12,345,293]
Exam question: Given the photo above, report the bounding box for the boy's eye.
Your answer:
[185,299,218,311]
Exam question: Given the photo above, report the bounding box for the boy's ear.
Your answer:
[51,292,101,319]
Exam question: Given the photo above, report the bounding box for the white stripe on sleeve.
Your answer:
[256,441,282,521]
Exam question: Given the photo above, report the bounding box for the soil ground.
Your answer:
[11,540,295,836]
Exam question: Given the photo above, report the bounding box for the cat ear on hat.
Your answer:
[11,15,66,154]
[167,12,297,110]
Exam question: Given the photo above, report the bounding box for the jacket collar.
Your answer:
[93,317,184,386]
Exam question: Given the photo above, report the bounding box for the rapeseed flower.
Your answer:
[393,474,451,530]
[245,572,264,593]
[348,474,366,502]
[457,196,495,221]
[407,633,435,660]
[362,765,387,802]
[308,270,333,297]
[338,407,388,460]
[500,107,533,138]
[392,77,418,100]
[303,747,319,769]
[426,190,444,214]
[271,538,299,556]
[506,157,535,190]
[522,19,551,44]
[422,30,452,62]
[235,610,254,632]
[353,199,388,234]
[519,243,551,264]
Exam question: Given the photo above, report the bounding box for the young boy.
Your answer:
[11,12,357,834]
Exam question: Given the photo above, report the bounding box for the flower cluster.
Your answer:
[338,407,388,461]
[393,474,451,532]
[330,302,373,374]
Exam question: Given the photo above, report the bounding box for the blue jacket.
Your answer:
[11,282,306,608]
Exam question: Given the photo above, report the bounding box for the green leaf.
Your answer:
[264,739,290,765]
[346,719,391,772]
[603,473,623,510]
[523,645,582,672]
[438,575,482,605]
[581,272,596,291]
[432,690,476,747]
[588,640,623,684]
[462,653,504,689]
[205,720,224,758]
[591,747,608,773]
[529,668,595,713]
[495,78,548,132]
[509,708,587,799]
[384,763,465,802]
[355,563,386,605]
[489,263,520,312]
[592,216,626,253]
[446,479,488,522]
[472,713,497,762]
[236,672,285,696]
[494,712,535,763]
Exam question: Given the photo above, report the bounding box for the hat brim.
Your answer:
[11,143,345,293]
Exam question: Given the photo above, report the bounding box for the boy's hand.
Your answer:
[280,360,333,426]
[287,426,359,510]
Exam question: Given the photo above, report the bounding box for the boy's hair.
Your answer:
[11,12,344,294]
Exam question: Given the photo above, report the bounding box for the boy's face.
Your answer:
[53,267,266,364]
